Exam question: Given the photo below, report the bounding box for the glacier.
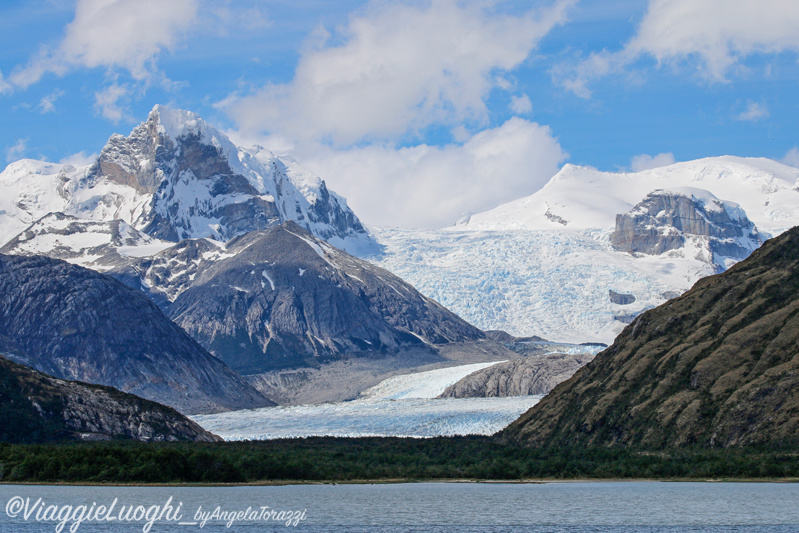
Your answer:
[365,156,799,344]
[192,362,541,439]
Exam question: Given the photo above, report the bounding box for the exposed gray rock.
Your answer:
[0,354,220,443]
[609,290,636,305]
[161,222,485,374]
[610,189,764,271]
[439,352,595,398]
[247,340,521,405]
[0,253,272,414]
[612,312,639,324]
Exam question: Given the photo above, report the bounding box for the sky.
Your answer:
[1,0,798,229]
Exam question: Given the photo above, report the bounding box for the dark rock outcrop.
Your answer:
[0,254,272,414]
[609,290,636,305]
[501,226,799,448]
[610,189,763,270]
[439,352,594,398]
[161,222,485,374]
[0,355,220,443]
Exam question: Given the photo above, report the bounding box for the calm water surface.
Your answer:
[1,482,797,532]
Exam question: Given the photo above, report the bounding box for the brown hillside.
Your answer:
[500,226,799,448]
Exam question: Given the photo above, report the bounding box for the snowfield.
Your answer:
[192,362,541,440]
[366,157,799,344]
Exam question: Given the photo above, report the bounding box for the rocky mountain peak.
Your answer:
[0,105,374,253]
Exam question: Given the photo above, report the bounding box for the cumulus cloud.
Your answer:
[735,100,769,122]
[557,0,799,96]
[11,0,198,88]
[224,0,575,145]
[290,118,567,229]
[630,152,675,172]
[6,139,27,162]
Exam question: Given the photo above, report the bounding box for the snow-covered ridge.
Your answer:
[461,157,799,235]
[0,105,375,254]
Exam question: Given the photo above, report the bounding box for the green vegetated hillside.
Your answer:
[501,226,799,449]
[0,355,219,443]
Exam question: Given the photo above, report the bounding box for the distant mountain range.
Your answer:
[117,221,484,374]
[500,226,799,448]
[2,105,798,437]
[371,157,799,343]
[0,107,491,415]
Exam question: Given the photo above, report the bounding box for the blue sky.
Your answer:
[1,0,798,228]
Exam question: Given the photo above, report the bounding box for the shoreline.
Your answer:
[2,477,798,487]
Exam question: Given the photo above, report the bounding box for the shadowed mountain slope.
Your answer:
[0,355,220,443]
[0,254,272,414]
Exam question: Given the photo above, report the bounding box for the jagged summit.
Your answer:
[0,105,374,253]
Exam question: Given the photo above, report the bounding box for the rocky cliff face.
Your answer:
[501,226,799,448]
[0,254,272,414]
[439,352,594,398]
[130,222,485,374]
[0,355,219,443]
[611,189,764,271]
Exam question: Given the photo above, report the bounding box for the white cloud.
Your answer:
[94,83,131,123]
[289,118,567,229]
[38,89,65,114]
[6,139,27,162]
[224,0,576,145]
[630,152,675,172]
[782,147,799,168]
[10,0,198,87]
[0,71,11,94]
[509,94,532,114]
[735,100,769,122]
[558,0,799,96]
[627,0,799,81]
[59,151,98,167]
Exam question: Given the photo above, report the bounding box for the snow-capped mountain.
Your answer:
[0,105,374,254]
[368,157,799,344]
[461,157,799,235]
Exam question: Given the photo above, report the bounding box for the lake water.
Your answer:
[2,482,798,532]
